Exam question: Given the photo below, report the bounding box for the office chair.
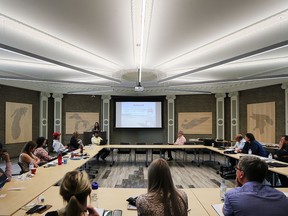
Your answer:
[18,161,29,174]
[117,142,131,162]
[184,142,200,166]
[134,142,148,166]
[151,142,163,161]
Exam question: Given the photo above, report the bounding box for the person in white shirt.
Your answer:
[91,132,110,161]
[229,134,246,167]
[52,132,67,153]
[234,134,246,153]
[166,131,186,161]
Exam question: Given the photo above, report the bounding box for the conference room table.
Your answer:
[13,186,288,216]
[13,187,210,216]
[2,144,288,216]
[0,145,101,216]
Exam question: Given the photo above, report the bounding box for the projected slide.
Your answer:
[115,101,162,128]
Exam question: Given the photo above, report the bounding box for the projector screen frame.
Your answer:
[113,96,164,129]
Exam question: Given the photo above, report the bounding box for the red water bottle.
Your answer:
[58,152,62,165]
[80,144,84,154]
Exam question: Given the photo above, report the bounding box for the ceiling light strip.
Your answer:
[0,43,121,83]
[166,74,288,87]
[158,40,288,83]
[0,75,112,87]
[155,9,288,68]
[138,0,147,83]
[0,13,122,68]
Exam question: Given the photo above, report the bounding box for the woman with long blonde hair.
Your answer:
[136,158,188,216]
[46,171,99,216]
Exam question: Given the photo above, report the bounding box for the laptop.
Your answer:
[0,168,8,189]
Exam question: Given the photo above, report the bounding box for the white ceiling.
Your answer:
[0,0,288,96]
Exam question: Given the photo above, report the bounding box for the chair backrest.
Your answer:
[120,142,130,145]
[153,142,163,145]
[18,161,29,174]
[136,142,146,145]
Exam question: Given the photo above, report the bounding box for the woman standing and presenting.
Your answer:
[136,158,188,216]
[91,122,100,133]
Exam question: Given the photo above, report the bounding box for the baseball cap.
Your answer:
[53,132,61,137]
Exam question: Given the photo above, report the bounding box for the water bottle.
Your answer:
[268,153,273,162]
[91,182,99,207]
[248,149,252,155]
[57,152,63,165]
[29,161,34,170]
[80,144,84,154]
[220,179,227,201]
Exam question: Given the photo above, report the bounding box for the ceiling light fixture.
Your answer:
[134,0,146,91]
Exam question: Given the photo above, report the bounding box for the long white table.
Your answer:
[0,146,101,216]
[13,187,210,216]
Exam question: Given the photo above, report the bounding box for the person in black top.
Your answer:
[69,131,82,151]
[273,135,288,186]
[242,133,267,157]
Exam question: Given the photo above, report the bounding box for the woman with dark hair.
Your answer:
[136,158,188,216]
[45,170,99,216]
[19,141,41,172]
[34,137,52,163]
[69,131,82,151]
[242,133,267,157]
[91,122,100,133]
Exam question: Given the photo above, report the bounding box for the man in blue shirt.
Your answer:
[223,156,288,216]
[242,133,267,157]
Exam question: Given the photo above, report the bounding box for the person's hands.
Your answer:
[2,152,11,163]
[86,205,100,216]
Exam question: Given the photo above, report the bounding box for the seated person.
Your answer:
[34,137,53,163]
[229,134,246,167]
[91,132,110,161]
[0,142,12,181]
[223,156,288,216]
[45,170,99,216]
[241,133,267,157]
[273,135,288,186]
[69,131,83,151]
[19,141,41,172]
[162,130,186,161]
[52,132,67,153]
[136,158,188,215]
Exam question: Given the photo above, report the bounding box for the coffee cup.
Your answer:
[31,168,37,174]
[63,158,68,164]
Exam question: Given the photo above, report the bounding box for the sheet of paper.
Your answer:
[211,203,224,216]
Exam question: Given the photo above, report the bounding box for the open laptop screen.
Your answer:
[0,168,8,189]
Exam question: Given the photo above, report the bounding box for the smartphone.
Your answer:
[26,205,47,214]
[103,210,113,216]
[113,209,122,216]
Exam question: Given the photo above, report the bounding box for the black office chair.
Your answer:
[184,141,200,166]
[117,142,131,162]
[151,142,163,161]
[18,161,29,174]
[134,142,147,165]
